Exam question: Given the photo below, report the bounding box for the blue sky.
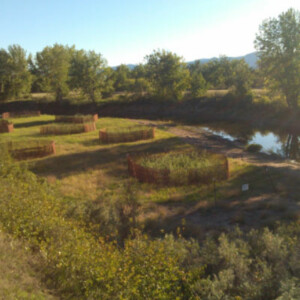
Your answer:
[1,0,300,66]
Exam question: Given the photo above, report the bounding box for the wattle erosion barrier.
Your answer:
[99,127,155,143]
[40,123,96,135]
[2,110,41,119]
[0,120,14,133]
[6,141,56,160]
[55,114,98,123]
[127,152,230,186]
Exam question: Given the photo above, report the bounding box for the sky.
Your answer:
[1,0,300,66]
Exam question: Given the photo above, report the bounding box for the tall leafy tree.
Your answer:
[131,64,151,96]
[35,44,71,101]
[0,45,31,100]
[202,56,232,89]
[255,8,300,109]
[228,59,253,97]
[112,64,132,92]
[69,50,110,102]
[188,60,209,97]
[0,49,9,98]
[145,49,190,100]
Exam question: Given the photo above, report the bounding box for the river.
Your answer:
[198,122,299,162]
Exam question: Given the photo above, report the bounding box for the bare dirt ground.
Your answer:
[133,119,300,237]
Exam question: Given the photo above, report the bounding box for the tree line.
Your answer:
[0,8,299,109]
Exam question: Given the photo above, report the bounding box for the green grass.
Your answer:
[139,150,222,171]
[104,125,151,134]
[3,139,53,150]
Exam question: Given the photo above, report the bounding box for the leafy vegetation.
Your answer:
[145,49,191,100]
[255,8,300,109]
[0,230,56,299]
[0,45,32,100]
[35,44,72,101]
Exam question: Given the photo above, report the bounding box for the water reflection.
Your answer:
[282,134,299,161]
[199,122,300,162]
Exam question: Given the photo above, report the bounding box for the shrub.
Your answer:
[0,147,191,298]
[188,226,300,299]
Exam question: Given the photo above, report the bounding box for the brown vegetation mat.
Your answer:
[99,127,155,143]
[0,120,14,133]
[127,151,229,186]
[6,140,56,160]
[55,114,98,123]
[2,111,41,119]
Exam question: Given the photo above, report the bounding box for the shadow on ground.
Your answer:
[14,120,55,129]
[31,137,183,179]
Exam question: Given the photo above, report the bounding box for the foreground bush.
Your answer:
[0,148,190,298]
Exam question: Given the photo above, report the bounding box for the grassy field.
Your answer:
[0,114,297,238]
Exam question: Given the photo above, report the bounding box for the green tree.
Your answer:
[113,64,132,92]
[69,50,109,102]
[202,56,232,89]
[228,59,253,97]
[131,64,151,96]
[145,49,190,100]
[0,45,32,100]
[188,60,209,97]
[255,8,300,109]
[35,44,71,101]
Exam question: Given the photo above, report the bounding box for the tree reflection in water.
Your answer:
[283,134,299,161]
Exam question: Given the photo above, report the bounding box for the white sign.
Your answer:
[242,184,249,192]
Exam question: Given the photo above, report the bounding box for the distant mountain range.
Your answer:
[187,52,258,69]
[112,52,258,70]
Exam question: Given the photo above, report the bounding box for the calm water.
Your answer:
[200,124,300,162]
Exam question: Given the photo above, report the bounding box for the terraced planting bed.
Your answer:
[2,110,41,119]
[4,140,55,160]
[0,120,14,133]
[55,114,98,123]
[128,150,229,185]
[40,122,96,135]
[99,125,155,143]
